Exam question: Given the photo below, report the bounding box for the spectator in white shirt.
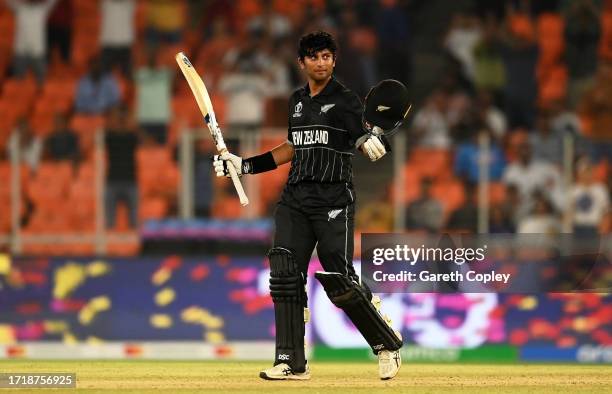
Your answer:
[100,0,135,78]
[411,89,452,149]
[444,12,482,83]
[517,191,561,234]
[218,38,271,136]
[569,157,610,236]
[503,141,564,216]
[6,0,58,83]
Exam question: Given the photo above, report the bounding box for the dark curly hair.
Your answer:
[298,31,337,61]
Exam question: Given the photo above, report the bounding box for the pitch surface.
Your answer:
[0,360,610,393]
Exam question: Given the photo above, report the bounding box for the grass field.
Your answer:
[0,360,610,393]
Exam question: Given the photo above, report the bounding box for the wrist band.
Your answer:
[242,151,277,174]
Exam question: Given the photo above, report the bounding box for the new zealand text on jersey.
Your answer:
[292,129,329,146]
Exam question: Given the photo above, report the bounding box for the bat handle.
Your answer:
[226,161,249,206]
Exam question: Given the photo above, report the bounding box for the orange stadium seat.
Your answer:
[71,3,100,72]
[2,76,37,99]
[0,77,38,119]
[30,94,67,136]
[537,13,564,63]
[0,6,14,50]
[140,196,168,220]
[387,165,420,205]
[599,11,612,60]
[408,148,452,179]
[431,178,466,214]
[399,165,422,203]
[70,115,105,155]
[211,194,242,219]
[172,95,202,127]
[136,145,178,201]
[27,162,73,207]
[593,159,609,183]
[0,100,19,136]
[29,110,55,136]
[0,163,11,214]
[539,65,567,104]
[236,0,262,24]
[42,78,77,112]
[157,43,185,68]
[0,49,10,83]
[489,182,507,205]
[134,0,149,35]
[196,36,237,86]
[68,178,96,231]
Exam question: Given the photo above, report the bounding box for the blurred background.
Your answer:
[0,0,610,363]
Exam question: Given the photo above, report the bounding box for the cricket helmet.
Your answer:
[363,79,412,133]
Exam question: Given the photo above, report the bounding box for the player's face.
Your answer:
[300,49,335,82]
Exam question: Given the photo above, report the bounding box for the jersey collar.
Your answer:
[301,76,341,99]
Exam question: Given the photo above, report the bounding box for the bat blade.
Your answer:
[175,52,249,206]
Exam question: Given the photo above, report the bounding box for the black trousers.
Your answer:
[273,202,359,284]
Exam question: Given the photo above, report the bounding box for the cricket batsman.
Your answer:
[213,31,411,380]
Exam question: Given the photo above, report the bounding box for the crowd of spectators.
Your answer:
[0,0,609,245]
[400,0,611,236]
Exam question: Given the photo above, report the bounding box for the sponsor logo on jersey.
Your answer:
[320,103,335,114]
[377,105,391,112]
[291,129,328,146]
[293,101,303,118]
[328,209,343,221]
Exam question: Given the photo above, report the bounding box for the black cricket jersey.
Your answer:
[281,77,367,208]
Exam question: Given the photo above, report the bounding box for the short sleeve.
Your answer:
[343,92,366,147]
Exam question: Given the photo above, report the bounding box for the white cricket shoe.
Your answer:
[378,349,401,380]
[259,363,311,381]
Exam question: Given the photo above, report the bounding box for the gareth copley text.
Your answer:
[372,270,511,284]
[372,244,487,266]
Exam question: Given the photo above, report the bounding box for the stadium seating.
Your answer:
[136,145,179,221]
[0,1,610,256]
[536,13,567,105]
[69,114,104,156]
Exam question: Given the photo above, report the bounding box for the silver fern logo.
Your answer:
[328,209,343,221]
[320,103,335,114]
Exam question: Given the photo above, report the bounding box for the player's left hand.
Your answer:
[361,134,387,161]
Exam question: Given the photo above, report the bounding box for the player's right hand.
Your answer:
[213,152,243,177]
[362,134,387,161]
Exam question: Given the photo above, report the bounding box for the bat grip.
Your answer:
[226,161,249,206]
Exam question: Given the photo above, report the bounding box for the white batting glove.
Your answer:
[213,152,243,177]
[362,135,387,161]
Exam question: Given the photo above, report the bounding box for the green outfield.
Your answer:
[0,360,610,393]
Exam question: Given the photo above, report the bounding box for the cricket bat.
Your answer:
[175,52,249,206]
